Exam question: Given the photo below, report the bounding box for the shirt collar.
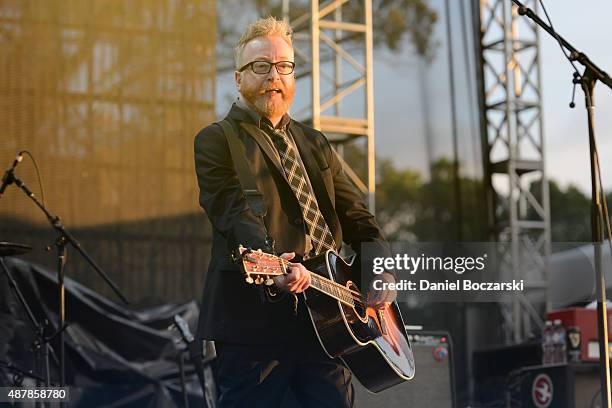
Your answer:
[235,97,291,131]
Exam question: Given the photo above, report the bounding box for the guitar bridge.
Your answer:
[377,309,388,335]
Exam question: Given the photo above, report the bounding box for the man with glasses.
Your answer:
[194,16,394,407]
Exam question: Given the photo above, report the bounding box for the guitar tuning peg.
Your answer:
[245,276,254,284]
[265,278,274,286]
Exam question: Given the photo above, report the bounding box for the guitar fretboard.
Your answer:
[242,249,360,307]
[305,268,357,307]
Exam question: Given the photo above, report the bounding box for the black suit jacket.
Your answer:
[194,104,390,344]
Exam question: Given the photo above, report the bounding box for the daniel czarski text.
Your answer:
[370,253,525,293]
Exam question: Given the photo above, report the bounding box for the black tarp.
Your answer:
[0,257,209,407]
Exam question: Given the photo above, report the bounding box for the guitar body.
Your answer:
[238,246,415,393]
[302,251,415,393]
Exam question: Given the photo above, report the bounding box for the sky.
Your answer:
[374,0,612,192]
[216,0,612,193]
[538,0,612,191]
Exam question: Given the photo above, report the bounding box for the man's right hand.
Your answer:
[273,252,311,293]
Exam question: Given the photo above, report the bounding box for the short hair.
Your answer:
[234,16,293,69]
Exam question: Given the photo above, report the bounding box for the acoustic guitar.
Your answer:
[237,246,415,393]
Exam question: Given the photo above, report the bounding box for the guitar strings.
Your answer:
[275,258,369,307]
[246,253,372,307]
[276,257,362,296]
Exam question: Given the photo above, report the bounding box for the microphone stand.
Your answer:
[0,257,51,388]
[2,172,129,391]
[511,1,612,406]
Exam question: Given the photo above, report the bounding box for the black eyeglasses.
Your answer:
[238,60,295,75]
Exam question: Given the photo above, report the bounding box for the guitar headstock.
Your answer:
[238,245,285,286]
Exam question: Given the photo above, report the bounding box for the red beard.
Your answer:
[241,85,294,119]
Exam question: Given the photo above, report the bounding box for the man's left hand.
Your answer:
[273,252,311,293]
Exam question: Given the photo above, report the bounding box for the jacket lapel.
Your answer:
[226,104,340,239]
[239,122,285,176]
[227,105,285,176]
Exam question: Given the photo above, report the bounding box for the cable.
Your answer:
[589,98,612,408]
[593,137,612,285]
[533,2,612,252]
[536,0,582,107]
[537,0,580,75]
[18,150,45,207]
[459,0,480,183]
[589,387,601,408]
[443,0,463,240]
[585,88,612,280]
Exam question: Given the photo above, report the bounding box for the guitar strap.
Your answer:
[217,119,266,218]
[217,118,274,251]
[216,118,294,307]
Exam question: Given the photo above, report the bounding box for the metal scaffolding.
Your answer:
[284,0,376,210]
[476,0,551,342]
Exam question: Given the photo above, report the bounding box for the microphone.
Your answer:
[0,152,23,197]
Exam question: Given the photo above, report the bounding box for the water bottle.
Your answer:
[542,320,553,365]
[552,319,567,364]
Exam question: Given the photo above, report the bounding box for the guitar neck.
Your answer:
[307,272,356,307]
[241,247,359,307]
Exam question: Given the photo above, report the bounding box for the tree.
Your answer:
[409,159,487,241]
[548,181,591,242]
[375,157,422,241]
[373,157,487,242]
[216,0,438,72]
[528,179,591,242]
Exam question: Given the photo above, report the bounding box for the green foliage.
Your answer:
[523,179,606,242]
[385,159,487,242]
[339,145,605,244]
[375,157,422,241]
[373,0,438,58]
[344,145,598,243]
[339,145,487,242]
[546,180,591,242]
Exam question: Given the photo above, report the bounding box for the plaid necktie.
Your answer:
[270,127,336,255]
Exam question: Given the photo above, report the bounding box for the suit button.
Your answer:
[293,218,303,226]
